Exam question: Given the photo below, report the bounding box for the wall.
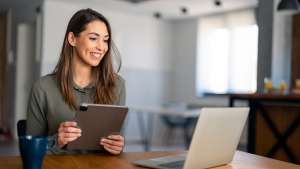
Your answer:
[271,0,293,89]
[255,0,274,92]
[170,19,198,103]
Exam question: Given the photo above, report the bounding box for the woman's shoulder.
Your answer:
[31,74,58,91]
[114,74,126,105]
[115,74,125,87]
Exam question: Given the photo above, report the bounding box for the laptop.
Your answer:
[132,107,249,169]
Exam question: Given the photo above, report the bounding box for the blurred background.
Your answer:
[1,0,300,165]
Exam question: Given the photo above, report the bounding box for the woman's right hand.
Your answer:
[57,121,82,148]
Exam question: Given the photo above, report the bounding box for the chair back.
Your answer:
[17,120,27,137]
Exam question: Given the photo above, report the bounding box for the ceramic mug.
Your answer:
[19,135,56,169]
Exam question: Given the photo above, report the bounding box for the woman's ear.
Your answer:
[68,32,76,47]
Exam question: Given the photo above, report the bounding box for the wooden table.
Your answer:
[1,151,299,169]
[229,93,300,164]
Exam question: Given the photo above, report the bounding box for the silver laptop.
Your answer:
[132,107,249,169]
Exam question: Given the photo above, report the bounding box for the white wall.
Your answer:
[171,19,198,103]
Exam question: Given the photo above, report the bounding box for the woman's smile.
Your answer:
[90,52,102,59]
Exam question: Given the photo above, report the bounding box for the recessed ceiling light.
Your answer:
[181,7,187,14]
[154,12,161,19]
[215,0,221,6]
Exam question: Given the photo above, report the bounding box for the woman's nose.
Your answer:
[96,41,104,51]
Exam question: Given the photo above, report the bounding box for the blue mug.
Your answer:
[19,135,56,169]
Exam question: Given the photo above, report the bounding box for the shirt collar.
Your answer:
[73,80,95,90]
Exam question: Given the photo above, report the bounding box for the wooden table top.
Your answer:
[229,93,300,100]
[1,151,300,169]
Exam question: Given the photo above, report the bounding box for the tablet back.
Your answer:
[67,103,128,150]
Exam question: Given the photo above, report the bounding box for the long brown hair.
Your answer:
[52,8,121,110]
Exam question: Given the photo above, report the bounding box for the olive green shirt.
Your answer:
[26,74,126,155]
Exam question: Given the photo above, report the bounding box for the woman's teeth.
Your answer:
[90,53,100,57]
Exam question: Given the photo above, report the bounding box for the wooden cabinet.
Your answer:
[229,94,300,164]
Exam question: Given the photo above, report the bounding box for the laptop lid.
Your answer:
[183,107,249,169]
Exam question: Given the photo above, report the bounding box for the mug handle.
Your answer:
[46,138,57,150]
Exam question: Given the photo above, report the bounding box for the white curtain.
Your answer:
[196,9,258,96]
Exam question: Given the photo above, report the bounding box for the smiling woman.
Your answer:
[26,9,126,155]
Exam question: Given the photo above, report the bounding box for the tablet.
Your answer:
[67,103,128,150]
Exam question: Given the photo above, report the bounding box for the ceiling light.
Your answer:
[215,0,221,6]
[181,7,187,14]
[277,0,299,13]
[154,12,161,19]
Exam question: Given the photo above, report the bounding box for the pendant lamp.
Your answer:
[277,0,299,13]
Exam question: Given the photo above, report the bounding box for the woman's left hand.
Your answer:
[100,135,124,155]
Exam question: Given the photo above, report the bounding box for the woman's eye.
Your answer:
[90,38,97,41]
[104,40,109,43]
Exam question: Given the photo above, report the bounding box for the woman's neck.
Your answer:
[72,53,94,88]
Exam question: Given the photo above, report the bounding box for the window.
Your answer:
[196,9,258,96]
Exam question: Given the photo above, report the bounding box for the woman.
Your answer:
[26,8,126,155]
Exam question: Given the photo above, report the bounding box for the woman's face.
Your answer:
[69,20,109,67]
